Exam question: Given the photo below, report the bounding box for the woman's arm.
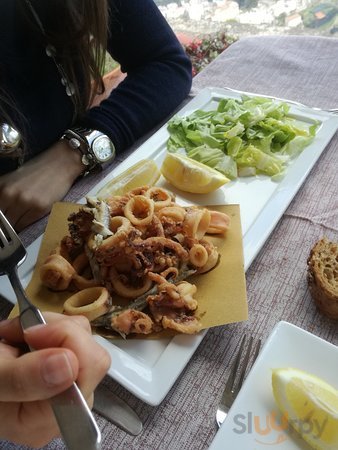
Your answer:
[84,0,192,153]
[0,140,85,230]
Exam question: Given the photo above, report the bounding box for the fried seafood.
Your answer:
[40,186,230,337]
[183,206,211,240]
[147,277,202,334]
[144,186,173,210]
[110,310,154,336]
[39,254,76,291]
[91,265,197,337]
[207,210,231,234]
[63,286,112,322]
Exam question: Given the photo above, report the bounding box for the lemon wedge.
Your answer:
[272,368,338,450]
[96,159,160,200]
[161,152,229,194]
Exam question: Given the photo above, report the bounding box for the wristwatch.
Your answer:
[62,127,116,175]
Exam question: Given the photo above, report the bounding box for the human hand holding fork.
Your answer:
[0,209,110,449]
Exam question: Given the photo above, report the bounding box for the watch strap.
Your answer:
[61,127,114,176]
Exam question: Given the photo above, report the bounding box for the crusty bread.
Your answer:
[307,237,338,320]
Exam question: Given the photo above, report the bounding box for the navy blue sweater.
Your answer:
[0,0,192,174]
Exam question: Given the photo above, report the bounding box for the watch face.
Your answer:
[92,135,115,163]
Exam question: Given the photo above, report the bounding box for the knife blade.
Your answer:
[93,384,143,436]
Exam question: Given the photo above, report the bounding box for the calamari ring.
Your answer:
[145,187,172,210]
[198,247,220,274]
[109,216,131,233]
[124,195,154,226]
[183,207,211,240]
[156,205,186,222]
[40,254,76,291]
[189,244,209,268]
[132,315,153,334]
[95,216,132,254]
[109,267,153,298]
[207,210,231,234]
[72,273,100,290]
[63,286,112,322]
[128,185,150,196]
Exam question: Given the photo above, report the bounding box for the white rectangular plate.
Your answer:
[1,87,338,405]
[209,321,338,449]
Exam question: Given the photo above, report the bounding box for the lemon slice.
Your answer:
[96,159,160,199]
[161,152,229,194]
[272,368,338,450]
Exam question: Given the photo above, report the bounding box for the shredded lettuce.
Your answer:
[167,96,320,180]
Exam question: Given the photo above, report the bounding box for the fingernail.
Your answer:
[24,324,47,334]
[41,353,74,386]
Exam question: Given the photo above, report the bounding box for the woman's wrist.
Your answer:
[61,128,116,176]
[49,139,87,181]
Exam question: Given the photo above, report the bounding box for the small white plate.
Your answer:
[209,321,338,450]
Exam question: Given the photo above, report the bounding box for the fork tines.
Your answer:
[226,335,261,397]
[216,334,261,427]
[0,209,27,276]
[0,209,16,247]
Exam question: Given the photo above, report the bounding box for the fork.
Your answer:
[216,334,261,427]
[0,210,101,450]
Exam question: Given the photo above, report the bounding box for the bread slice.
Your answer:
[307,237,338,319]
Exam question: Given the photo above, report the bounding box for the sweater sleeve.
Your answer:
[83,0,192,153]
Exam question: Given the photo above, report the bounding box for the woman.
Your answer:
[0,0,192,230]
[0,313,111,447]
[0,1,190,445]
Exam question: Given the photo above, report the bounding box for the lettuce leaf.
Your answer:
[167,96,320,180]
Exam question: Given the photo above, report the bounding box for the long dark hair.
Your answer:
[35,0,109,115]
[0,0,109,154]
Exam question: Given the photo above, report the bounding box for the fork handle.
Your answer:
[8,269,101,450]
[50,385,101,450]
[19,302,46,328]
[7,269,46,329]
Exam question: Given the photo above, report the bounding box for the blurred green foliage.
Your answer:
[302,2,337,28]
[182,31,236,76]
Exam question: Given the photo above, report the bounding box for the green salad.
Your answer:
[167,95,320,180]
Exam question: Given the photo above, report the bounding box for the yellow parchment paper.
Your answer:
[11,202,248,333]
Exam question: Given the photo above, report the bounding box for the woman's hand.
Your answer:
[0,313,111,448]
[0,141,85,231]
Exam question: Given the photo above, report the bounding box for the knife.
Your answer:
[93,384,143,436]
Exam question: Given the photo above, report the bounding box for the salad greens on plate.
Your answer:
[167,95,320,180]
